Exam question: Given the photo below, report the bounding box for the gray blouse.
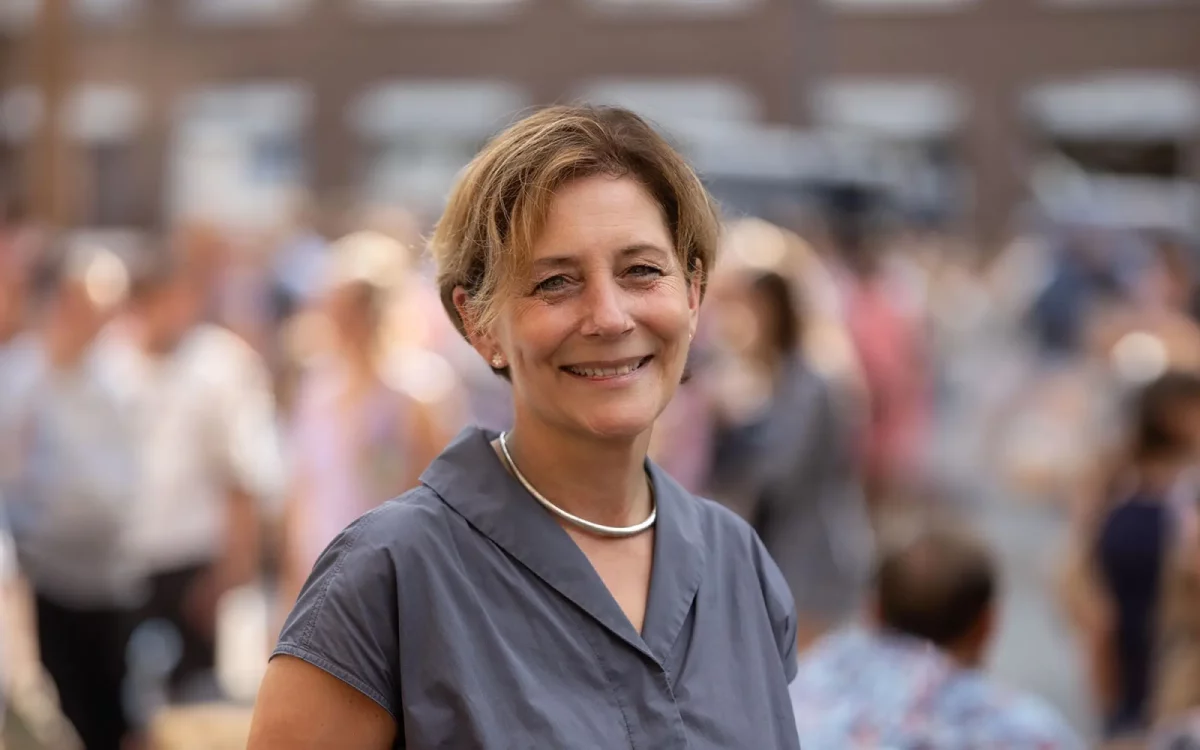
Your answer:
[275,426,801,749]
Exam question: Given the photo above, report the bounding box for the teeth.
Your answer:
[568,360,642,378]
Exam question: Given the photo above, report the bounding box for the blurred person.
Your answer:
[0,242,137,750]
[1061,372,1200,741]
[829,203,931,512]
[721,217,866,393]
[250,105,801,750]
[791,525,1083,749]
[705,269,873,649]
[1145,492,1200,750]
[269,194,331,327]
[1091,233,1200,376]
[1029,229,1123,360]
[278,234,447,612]
[0,254,26,348]
[104,250,284,704]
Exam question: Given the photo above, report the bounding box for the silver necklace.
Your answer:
[498,431,656,538]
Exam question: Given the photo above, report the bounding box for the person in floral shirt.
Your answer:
[790,526,1084,749]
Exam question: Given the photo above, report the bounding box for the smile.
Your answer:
[561,356,653,380]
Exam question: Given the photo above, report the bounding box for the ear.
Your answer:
[687,259,703,340]
[975,603,997,648]
[452,286,505,367]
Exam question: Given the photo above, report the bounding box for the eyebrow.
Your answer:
[530,243,672,271]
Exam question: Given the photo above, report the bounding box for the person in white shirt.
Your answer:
[2,242,138,750]
[107,251,284,703]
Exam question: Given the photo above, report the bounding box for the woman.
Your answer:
[278,234,445,611]
[249,105,801,749]
[705,269,873,650]
[1061,371,1200,740]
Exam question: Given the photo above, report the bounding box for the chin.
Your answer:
[571,399,666,442]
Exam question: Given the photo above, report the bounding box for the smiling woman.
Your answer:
[248,105,803,750]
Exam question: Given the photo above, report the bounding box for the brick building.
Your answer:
[2,0,1199,242]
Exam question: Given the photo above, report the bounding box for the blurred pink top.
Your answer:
[289,361,411,571]
[841,274,929,484]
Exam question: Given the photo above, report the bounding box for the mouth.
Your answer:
[561,355,653,380]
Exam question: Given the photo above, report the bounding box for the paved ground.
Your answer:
[932,326,1099,741]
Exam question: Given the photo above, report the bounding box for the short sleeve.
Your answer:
[752,533,799,683]
[273,511,401,721]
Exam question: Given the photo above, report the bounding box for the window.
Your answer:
[0,88,41,143]
[355,0,525,20]
[1024,74,1200,141]
[75,0,140,24]
[350,81,527,213]
[63,85,144,143]
[0,0,37,31]
[169,84,311,228]
[576,79,761,147]
[823,0,976,10]
[62,85,144,227]
[583,0,758,16]
[1043,0,1180,7]
[0,0,141,28]
[182,0,311,26]
[80,142,138,226]
[812,79,969,219]
[813,79,966,140]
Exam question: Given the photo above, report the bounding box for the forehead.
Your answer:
[530,175,672,263]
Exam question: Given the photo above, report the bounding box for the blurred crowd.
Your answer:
[2,186,1200,749]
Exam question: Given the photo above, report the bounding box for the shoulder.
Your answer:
[277,487,461,658]
[690,494,782,578]
[683,491,798,664]
[997,692,1082,747]
[185,324,265,374]
[274,488,459,723]
[321,485,462,572]
[686,492,762,557]
[955,676,1082,748]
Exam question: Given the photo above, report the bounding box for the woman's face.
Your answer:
[324,282,378,348]
[486,174,700,442]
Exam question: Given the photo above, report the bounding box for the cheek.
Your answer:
[502,304,572,365]
[638,286,695,344]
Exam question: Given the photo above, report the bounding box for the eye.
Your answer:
[626,264,663,279]
[534,275,571,293]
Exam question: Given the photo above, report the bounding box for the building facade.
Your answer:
[2,0,1199,242]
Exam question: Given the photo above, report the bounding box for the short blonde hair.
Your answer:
[430,104,720,341]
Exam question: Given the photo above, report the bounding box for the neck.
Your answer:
[1137,455,1190,492]
[504,418,652,529]
[874,623,986,671]
[42,312,92,369]
[340,339,376,378]
[944,640,986,670]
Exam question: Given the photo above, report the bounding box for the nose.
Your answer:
[580,277,634,338]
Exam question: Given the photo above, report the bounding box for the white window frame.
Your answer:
[350,80,528,211]
[575,78,762,145]
[1024,73,1200,142]
[181,0,312,27]
[63,85,145,144]
[580,0,760,18]
[1042,0,1180,9]
[168,83,312,229]
[821,0,977,12]
[74,0,141,25]
[813,78,966,141]
[352,0,527,22]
